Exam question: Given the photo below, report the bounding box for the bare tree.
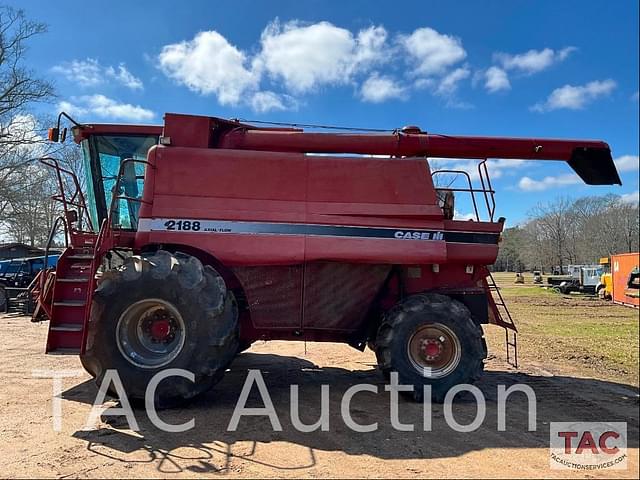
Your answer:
[0,6,55,241]
[0,5,54,176]
[3,163,57,245]
[496,194,640,273]
[528,197,575,272]
[0,6,53,127]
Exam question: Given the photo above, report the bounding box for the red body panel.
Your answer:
[131,137,502,334]
[137,145,459,267]
[40,113,621,352]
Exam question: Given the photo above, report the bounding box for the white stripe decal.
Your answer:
[138,218,500,244]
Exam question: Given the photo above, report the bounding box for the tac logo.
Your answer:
[549,422,627,470]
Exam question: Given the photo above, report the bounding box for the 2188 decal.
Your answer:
[164,220,201,231]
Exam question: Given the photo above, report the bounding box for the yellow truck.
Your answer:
[597,257,613,299]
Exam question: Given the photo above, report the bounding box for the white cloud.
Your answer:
[484,66,510,93]
[632,91,639,102]
[400,27,466,76]
[105,65,144,90]
[156,21,473,110]
[250,91,297,113]
[157,22,390,108]
[158,30,258,105]
[360,73,406,102]
[478,47,575,95]
[518,173,581,191]
[494,46,576,74]
[353,25,390,67]
[431,158,530,182]
[531,79,616,112]
[52,59,102,87]
[51,58,143,90]
[257,21,389,93]
[399,28,469,106]
[614,155,639,172]
[436,66,470,96]
[59,95,154,122]
[454,210,476,220]
[620,191,639,204]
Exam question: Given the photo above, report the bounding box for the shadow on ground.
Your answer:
[64,352,639,475]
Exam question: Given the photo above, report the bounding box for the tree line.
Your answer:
[0,6,82,246]
[495,195,640,273]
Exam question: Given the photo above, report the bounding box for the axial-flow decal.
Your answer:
[138,218,499,244]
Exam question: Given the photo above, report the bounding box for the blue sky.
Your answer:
[19,0,640,224]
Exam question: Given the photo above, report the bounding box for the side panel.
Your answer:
[233,266,303,329]
[302,263,390,331]
[232,262,390,332]
[137,147,453,266]
[306,155,439,207]
[138,146,307,265]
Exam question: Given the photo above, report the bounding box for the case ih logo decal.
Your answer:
[394,231,444,240]
[138,218,499,244]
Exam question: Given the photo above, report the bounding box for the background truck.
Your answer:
[0,255,59,313]
[554,265,604,295]
[33,112,621,406]
[596,256,613,299]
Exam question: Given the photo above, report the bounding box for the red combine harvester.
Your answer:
[34,113,621,405]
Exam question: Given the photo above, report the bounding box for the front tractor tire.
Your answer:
[373,293,486,403]
[80,250,239,407]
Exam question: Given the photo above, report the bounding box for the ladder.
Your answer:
[486,272,518,368]
[44,237,97,354]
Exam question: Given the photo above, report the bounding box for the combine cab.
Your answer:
[34,112,621,405]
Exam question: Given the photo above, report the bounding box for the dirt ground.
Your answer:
[1,284,638,478]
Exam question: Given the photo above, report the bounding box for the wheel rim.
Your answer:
[407,322,462,378]
[116,298,186,369]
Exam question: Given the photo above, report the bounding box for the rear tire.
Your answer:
[80,250,239,407]
[373,293,486,403]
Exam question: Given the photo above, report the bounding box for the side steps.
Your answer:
[45,240,97,355]
[486,272,518,368]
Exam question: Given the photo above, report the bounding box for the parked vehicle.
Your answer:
[532,271,543,284]
[33,111,620,405]
[555,265,604,295]
[548,264,598,288]
[0,255,59,313]
[596,257,613,299]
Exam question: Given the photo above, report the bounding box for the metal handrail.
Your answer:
[40,215,68,293]
[477,160,496,221]
[431,169,481,221]
[39,157,94,232]
[431,159,497,222]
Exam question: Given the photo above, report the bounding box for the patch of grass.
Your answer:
[499,285,555,297]
[488,272,639,385]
